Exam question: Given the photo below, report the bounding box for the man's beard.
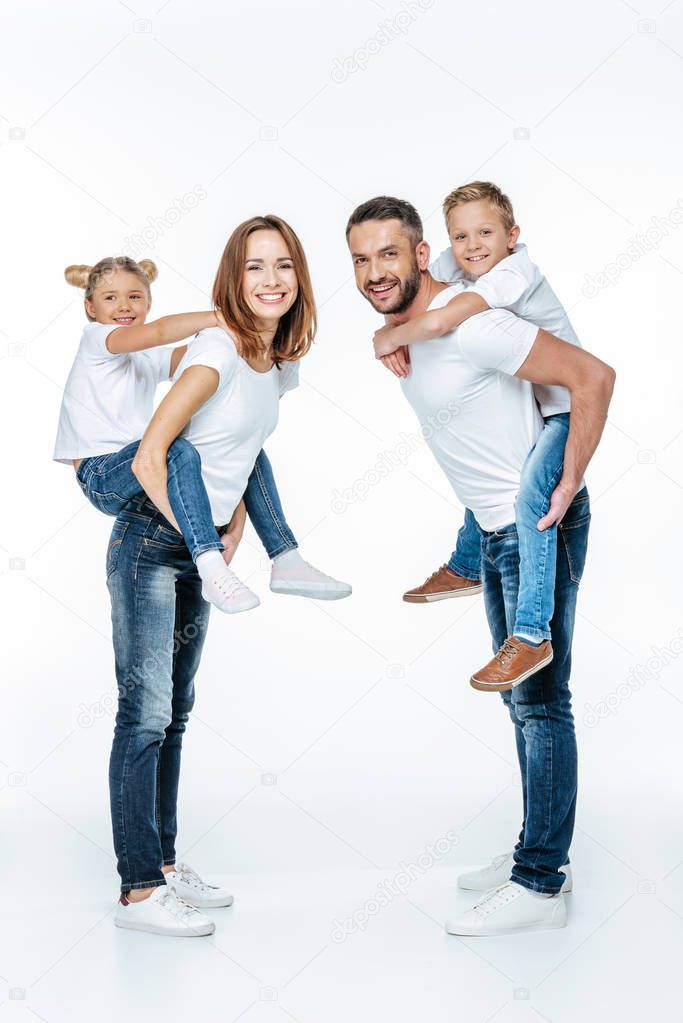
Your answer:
[364,261,422,315]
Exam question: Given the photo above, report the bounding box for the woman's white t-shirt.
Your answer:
[173,327,299,526]
[53,322,172,463]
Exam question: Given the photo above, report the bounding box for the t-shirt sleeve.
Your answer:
[138,345,173,383]
[173,329,238,389]
[429,247,463,284]
[456,309,539,375]
[466,261,530,308]
[80,322,121,360]
[278,359,300,397]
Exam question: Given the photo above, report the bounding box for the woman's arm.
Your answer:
[106,312,218,355]
[131,365,219,529]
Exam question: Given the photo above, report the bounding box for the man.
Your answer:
[346,196,615,936]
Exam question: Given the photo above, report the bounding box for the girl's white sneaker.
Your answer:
[115,885,215,936]
[446,881,567,936]
[164,862,234,909]
[270,549,351,600]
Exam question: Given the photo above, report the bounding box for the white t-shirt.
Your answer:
[173,327,299,526]
[401,286,543,531]
[53,322,172,463]
[429,243,581,416]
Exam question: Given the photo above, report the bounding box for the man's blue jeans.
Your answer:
[107,494,211,893]
[478,487,590,894]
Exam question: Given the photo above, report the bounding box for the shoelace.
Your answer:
[494,638,520,668]
[214,569,248,600]
[473,883,520,917]
[488,852,512,871]
[175,862,214,893]
[157,888,199,918]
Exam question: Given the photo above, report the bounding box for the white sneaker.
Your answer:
[201,568,260,614]
[165,862,234,909]
[270,549,351,600]
[115,885,215,937]
[458,850,572,893]
[446,881,567,936]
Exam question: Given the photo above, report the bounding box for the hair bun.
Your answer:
[64,264,93,289]
[137,259,159,284]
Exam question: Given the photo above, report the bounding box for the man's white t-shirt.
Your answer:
[429,243,581,417]
[53,322,172,463]
[173,327,299,526]
[401,286,543,531]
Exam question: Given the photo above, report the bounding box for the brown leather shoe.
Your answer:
[403,565,483,603]
[470,637,553,692]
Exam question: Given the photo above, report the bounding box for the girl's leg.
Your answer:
[77,441,145,516]
[243,449,297,559]
[513,413,570,643]
[447,509,483,581]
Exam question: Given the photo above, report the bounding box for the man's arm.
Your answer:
[515,330,616,528]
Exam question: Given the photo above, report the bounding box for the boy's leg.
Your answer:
[513,414,570,644]
[243,449,297,559]
[447,509,483,581]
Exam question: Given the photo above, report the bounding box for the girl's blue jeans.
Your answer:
[447,413,570,642]
[77,442,298,562]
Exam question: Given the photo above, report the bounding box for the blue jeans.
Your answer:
[76,439,223,562]
[478,487,590,894]
[107,494,211,893]
[448,413,570,641]
[243,449,298,559]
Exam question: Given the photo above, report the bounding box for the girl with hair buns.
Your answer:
[54,255,349,613]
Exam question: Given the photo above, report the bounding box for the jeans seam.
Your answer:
[122,878,167,893]
[254,459,297,555]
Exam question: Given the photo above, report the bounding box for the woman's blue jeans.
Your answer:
[77,443,297,562]
[448,413,570,641]
[107,494,211,893]
[478,487,590,894]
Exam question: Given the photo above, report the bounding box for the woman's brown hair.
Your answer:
[212,215,316,365]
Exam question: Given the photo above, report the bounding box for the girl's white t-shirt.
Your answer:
[173,327,299,526]
[53,322,172,463]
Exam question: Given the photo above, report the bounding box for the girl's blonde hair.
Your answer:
[212,215,316,365]
[64,256,158,320]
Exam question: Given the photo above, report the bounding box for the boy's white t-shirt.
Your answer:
[429,243,580,416]
[401,286,543,531]
[173,327,299,526]
[53,322,172,463]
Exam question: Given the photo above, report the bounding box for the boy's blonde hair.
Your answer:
[64,256,158,321]
[442,181,516,233]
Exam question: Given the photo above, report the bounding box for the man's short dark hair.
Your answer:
[346,196,424,247]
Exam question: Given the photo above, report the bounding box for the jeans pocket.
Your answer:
[106,521,129,577]
[559,514,591,584]
[145,523,186,550]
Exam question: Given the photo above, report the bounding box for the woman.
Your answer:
[107,216,319,936]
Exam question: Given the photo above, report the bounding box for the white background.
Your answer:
[2,0,682,1020]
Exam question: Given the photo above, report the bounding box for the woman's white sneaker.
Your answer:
[446,881,567,936]
[115,885,215,936]
[164,862,234,908]
[457,850,572,893]
[270,549,351,600]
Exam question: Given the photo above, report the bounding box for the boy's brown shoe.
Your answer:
[403,565,483,603]
[470,637,553,692]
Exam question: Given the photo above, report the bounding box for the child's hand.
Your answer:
[373,324,402,358]
[379,347,410,379]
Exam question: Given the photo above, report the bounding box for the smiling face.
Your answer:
[446,199,520,278]
[348,219,427,315]
[85,270,151,325]
[242,229,298,330]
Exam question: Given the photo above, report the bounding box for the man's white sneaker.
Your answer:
[270,549,351,600]
[446,881,567,936]
[164,862,234,908]
[115,885,215,937]
[457,850,572,893]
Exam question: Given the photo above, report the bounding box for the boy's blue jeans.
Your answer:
[77,443,298,562]
[448,413,570,642]
[478,487,590,893]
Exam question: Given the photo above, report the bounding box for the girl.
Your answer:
[53,256,350,614]
[106,216,325,935]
